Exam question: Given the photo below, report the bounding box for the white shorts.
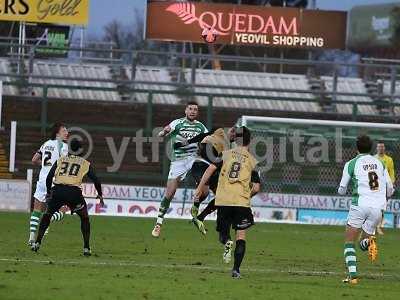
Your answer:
[34,181,47,203]
[168,157,196,180]
[347,205,383,235]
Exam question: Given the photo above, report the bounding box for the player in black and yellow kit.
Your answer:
[31,140,104,256]
[194,126,259,278]
[177,127,260,235]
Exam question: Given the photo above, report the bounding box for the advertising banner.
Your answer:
[146,1,347,49]
[0,0,89,25]
[348,2,400,48]
[85,197,296,223]
[298,209,394,228]
[0,179,31,212]
[26,23,70,58]
[253,192,400,213]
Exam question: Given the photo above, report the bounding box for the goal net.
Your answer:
[239,116,400,196]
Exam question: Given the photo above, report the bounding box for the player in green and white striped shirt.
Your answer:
[338,135,393,284]
[152,101,208,237]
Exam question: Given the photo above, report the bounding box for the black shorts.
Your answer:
[48,184,86,213]
[216,206,254,232]
[191,161,219,193]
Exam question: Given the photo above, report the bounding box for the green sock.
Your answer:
[30,211,43,234]
[156,197,172,225]
[344,243,357,279]
[51,211,65,222]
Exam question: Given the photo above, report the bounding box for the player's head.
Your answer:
[69,139,83,156]
[185,101,199,121]
[227,126,236,142]
[234,126,251,147]
[356,135,372,154]
[51,123,68,141]
[376,141,386,155]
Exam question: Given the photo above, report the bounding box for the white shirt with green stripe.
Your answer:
[168,118,208,161]
[338,154,393,209]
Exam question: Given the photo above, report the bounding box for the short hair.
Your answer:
[186,100,198,107]
[357,135,372,154]
[70,139,82,154]
[235,126,251,146]
[50,122,66,140]
[376,140,385,145]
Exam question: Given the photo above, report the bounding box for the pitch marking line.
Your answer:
[0,257,397,280]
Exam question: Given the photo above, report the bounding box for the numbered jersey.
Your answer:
[339,154,392,209]
[169,118,208,161]
[53,155,90,188]
[37,139,68,182]
[215,146,258,208]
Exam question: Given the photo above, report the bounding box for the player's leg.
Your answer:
[231,207,254,278]
[343,225,360,283]
[29,181,47,244]
[343,205,365,283]
[75,203,91,256]
[31,193,63,252]
[50,206,67,223]
[359,208,382,261]
[191,184,209,218]
[190,161,210,219]
[232,229,246,279]
[152,178,180,237]
[197,178,218,222]
[376,211,385,235]
[29,198,46,244]
[216,206,234,263]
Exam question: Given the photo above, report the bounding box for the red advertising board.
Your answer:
[146,1,347,49]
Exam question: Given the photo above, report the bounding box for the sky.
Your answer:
[86,0,399,36]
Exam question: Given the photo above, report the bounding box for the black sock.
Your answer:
[36,213,52,244]
[233,240,246,272]
[78,209,91,249]
[198,199,216,221]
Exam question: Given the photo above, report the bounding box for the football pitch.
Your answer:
[0,212,399,300]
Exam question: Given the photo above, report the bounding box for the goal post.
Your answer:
[239,116,400,196]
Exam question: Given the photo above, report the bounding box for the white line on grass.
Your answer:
[0,257,397,280]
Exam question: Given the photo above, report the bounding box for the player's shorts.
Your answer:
[168,156,196,180]
[216,206,254,232]
[33,181,47,203]
[47,184,86,214]
[191,160,220,193]
[347,205,383,235]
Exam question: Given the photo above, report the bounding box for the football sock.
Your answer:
[30,210,43,236]
[359,238,369,252]
[193,194,207,209]
[157,196,172,225]
[51,211,65,222]
[36,212,52,244]
[198,198,216,221]
[79,212,91,249]
[233,240,246,272]
[344,243,357,278]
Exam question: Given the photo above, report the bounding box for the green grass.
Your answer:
[0,212,399,300]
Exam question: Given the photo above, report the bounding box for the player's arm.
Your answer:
[250,170,261,196]
[158,119,180,137]
[384,168,394,198]
[86,165,104,207]
[32,145,43,165]
[158,125,172,137]
[338,162,351,195]
[31,152,41,165]
[174,130,215,149]
[46,161,58,194]
[194,163,218,201]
